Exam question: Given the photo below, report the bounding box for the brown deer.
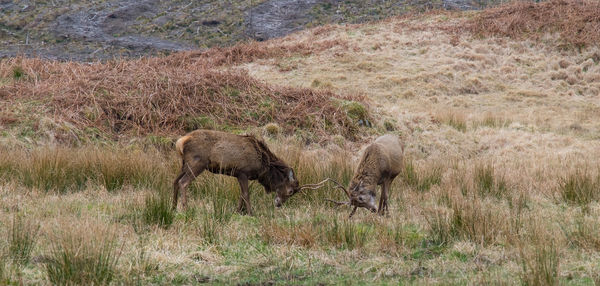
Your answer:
[317,134,404,217]
[173,129,312,215]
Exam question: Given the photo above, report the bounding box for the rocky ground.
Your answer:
[1,0,500,61]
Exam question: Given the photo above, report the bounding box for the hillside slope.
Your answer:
[242,1,600,162]
[1,0,501,61]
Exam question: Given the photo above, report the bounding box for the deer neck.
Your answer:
[257,167,273,193]
[349,168,380,190]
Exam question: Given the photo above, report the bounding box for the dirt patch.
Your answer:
[246,0,319,41]
[50,0,191,60]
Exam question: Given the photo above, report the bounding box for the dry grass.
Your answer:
[0,38,365,140]
[2,2,600,284]
[7,215,40,265]
[0,141,597,283]
[469,0,600,49]
[558,169,600,207]
[0,147,170,193]
[45,222,122,285]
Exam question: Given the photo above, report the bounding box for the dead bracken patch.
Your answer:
[0,53,365,139]
[171,37,349,68]
[468,0,600,48]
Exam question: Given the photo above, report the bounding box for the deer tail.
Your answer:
[175,135,191,156]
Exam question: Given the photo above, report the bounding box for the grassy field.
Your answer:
[2,0,600,284]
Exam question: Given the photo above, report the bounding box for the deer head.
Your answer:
[273,169,300,207]
[347,181,377,213]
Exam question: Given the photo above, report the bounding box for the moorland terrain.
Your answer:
[1,0,600,284]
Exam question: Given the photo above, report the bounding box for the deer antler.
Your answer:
[299,178,353,212]
[298,178,331,190]
[321,178,353,214]
[299,178,350,198]
[325,178,350,198]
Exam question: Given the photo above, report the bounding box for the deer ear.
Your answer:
[288,169,295,181]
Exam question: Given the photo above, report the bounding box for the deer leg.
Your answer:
[383,179,391,215]
[237,174,252,215]
[174,172,194,210]
[378,179,390,216]
[172,171,186,210]
[173,161,204,211]
[237,191,244,213]
[378,186,384,213]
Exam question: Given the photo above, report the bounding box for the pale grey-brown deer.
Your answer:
[173,129,313,215]
[319,134,404,217]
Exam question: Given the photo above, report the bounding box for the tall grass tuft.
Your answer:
[200,214,219,245]
[0,257,7,284]
[142,191,175,228]
[558,170,599,207]
[0,147,172,193]
[450,198,508,246]
[403,160,442,192]
[262,215,372,250]
[377,221,423,253]
[447,116,467,132]
[210,191,234,223]
[435,110,467,132]
[20,149,89,193]
[125,235,157,285]
[473,113,511,129]
[45,226,122,286]
[564,212,600,251]
[320,216,372,250]
[474,164,508,199]
[519,240,560,286]
[92,149,170,192]
[425,207,454,246]
[8,215,40,265]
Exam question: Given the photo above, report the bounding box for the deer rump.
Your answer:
[172,130,299,215]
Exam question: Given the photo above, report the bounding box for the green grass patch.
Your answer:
[319,216,373,250]
[179,115,215,132]
[12,66,25,80]
[141,191,175,229]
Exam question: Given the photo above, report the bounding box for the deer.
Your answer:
[311,134,404,217]
[172,129,316,215]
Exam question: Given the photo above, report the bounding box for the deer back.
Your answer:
[373,134,404,177]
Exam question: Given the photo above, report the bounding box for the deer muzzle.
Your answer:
[364,199,377,213]
[274,197,283,208]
